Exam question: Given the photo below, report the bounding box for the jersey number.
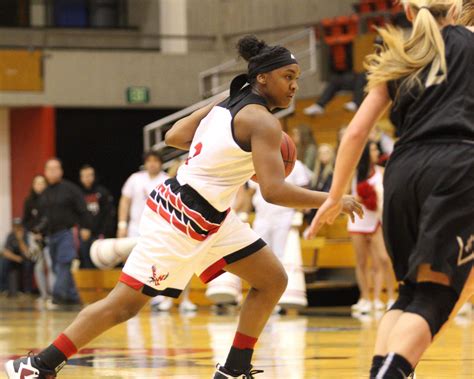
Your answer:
[185,142,203,165]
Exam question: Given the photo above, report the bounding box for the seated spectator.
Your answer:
[291,125,318,171]
[1,218,34,297]
[79,164,116,268]
[304,72,367,116]
[304,144,335,224]
[369,124,395,166]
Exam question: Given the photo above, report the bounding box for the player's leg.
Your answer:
[215,246,287,377]
[351,234,371,311]
[5,281,150,377]
[370,227,395,307]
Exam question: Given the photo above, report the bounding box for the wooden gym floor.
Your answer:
[0,297,472,378]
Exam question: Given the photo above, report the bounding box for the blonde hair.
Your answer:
[459,0,474,25]
[312,144,335,188]
[366,0,463,94]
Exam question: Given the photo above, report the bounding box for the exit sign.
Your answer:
[126,86,150,104]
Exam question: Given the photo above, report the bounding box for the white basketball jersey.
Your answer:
[177,88,268,211]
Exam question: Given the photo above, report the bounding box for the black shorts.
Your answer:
[383,142,474,294]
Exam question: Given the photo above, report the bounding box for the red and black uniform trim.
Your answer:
[119,272,182,298]
[147,178,230,241]
[199,238,266,283]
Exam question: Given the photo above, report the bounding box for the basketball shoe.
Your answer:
[213,363,263,378]
[4,354,58,378]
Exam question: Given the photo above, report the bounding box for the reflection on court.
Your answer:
[0,301,472,378]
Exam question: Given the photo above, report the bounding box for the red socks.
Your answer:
[52,333,78,359]
[232,332,258,350]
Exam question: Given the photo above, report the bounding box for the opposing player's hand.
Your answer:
[342,195,364,222]
[117,228,128,239]
[306,197,342,239]
[306,196,363,239]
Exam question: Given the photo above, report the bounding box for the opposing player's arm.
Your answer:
[165,102,216,151]
[329,83,391,200]
[242,109,362,219]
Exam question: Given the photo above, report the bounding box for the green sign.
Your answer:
[126,86,150,104]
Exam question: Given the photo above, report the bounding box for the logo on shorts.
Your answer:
[149,265,169,286]
[457,234,474,266]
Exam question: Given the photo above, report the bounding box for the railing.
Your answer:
[143,28,317,168]
[199,28,317,98]
[143,90,295,169]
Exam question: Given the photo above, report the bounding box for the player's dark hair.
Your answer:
[80,164,94,172]
[237,35,292,85]
[356,143,372,183]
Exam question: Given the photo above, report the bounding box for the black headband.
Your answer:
[248,51,298,78]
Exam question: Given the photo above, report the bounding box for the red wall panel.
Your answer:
[10,107,55,218]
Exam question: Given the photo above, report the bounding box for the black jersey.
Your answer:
[388,25,474,146]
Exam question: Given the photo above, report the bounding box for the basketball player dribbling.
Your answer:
[309,1,473,378]
[5,36,362,379]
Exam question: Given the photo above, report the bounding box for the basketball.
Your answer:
[251,131,297,182]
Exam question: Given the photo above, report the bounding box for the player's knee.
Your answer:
[273,268,288,297]
[389,282,415,311]
[405,282,458,337]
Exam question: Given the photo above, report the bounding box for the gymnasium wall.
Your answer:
[9,107,56,219]
[0,108,11,241]
[0,50,220,108]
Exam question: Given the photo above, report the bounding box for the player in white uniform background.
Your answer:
[117,151,169,238]
[6,36,362,379]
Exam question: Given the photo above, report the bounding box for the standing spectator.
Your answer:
[79,165,115,268]
[23,175,54,301]
[117,151,168,238]
[290,125,318,170]
[38,158,92,306]
[1,218,32,297]
[347,142,395,313]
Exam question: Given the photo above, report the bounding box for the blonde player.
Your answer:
[309,1,473,378]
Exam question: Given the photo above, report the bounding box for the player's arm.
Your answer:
[165,102,216,151]
[117,195,131,238]
[307,83,391,236]
[327,83,391,200]
[240,108,362,219]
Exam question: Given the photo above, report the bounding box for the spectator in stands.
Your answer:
[1,218,32,297]
[369,124,395,166]
[303,72,367,116]
[37,158,92,306]
[117,152,196,312]
[291,125,318,170]
[23,175,54,301]
[304,144,335,224]
[79,164,115,268]
[348,142,395,314]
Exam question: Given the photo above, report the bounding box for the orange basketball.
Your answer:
[251,131,297,182]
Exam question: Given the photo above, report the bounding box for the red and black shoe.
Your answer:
[213,363,263,378]
[4,354,58,379]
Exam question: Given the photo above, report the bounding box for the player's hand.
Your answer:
[306,196,363,239]
[342,195,364,222]
[306,197,342,239]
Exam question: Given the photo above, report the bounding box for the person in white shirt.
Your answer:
[117,151,196,312]
[249,160,310,260]
[117,151,169,238]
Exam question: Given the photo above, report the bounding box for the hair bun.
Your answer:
[237,35,268,61]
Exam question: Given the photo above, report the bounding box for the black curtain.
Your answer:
[55,107,177,204]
